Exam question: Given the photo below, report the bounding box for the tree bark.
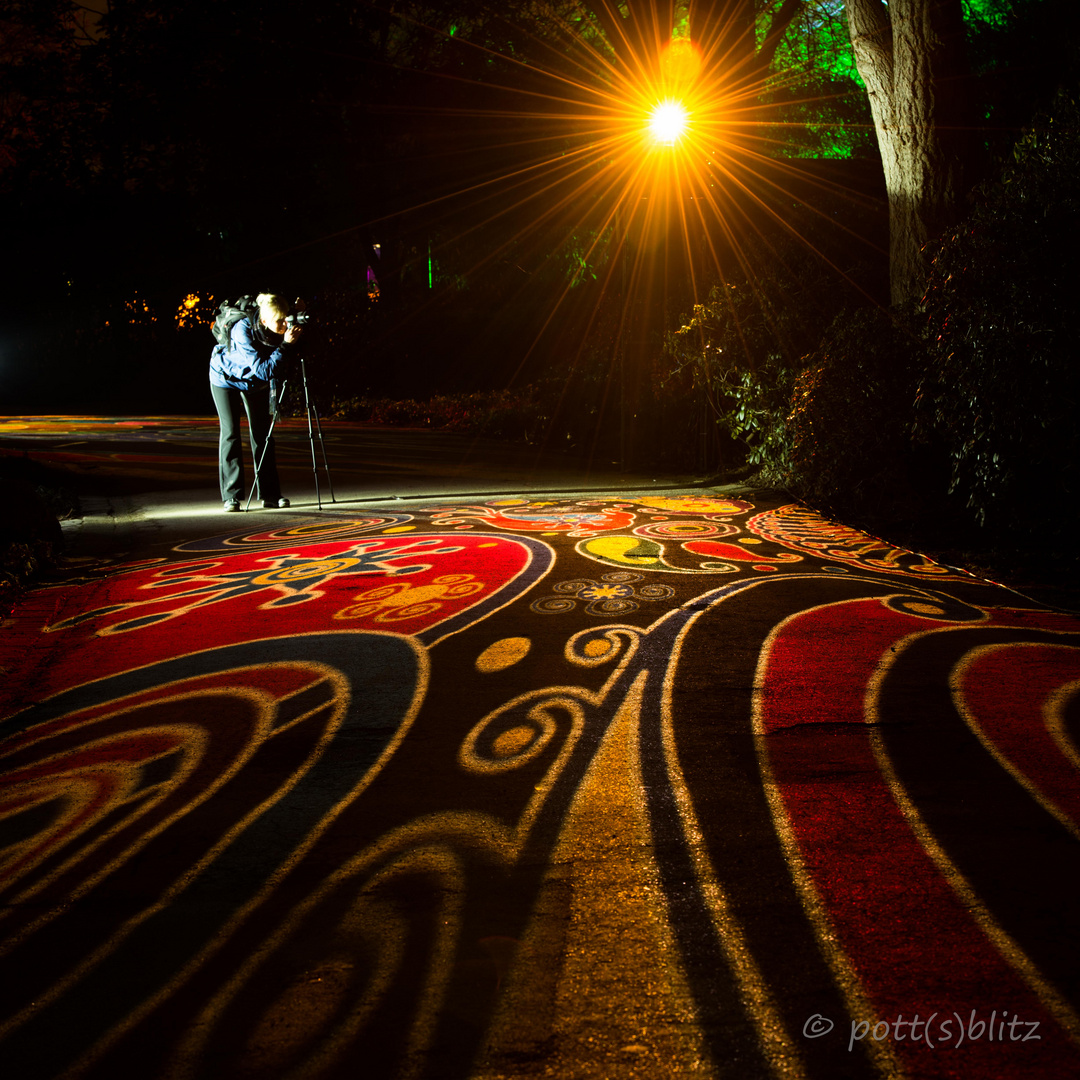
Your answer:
[846,0,971,306]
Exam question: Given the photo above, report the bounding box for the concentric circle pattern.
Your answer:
[1,496,1077,1079]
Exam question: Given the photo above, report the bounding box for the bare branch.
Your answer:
[757,0,806,74]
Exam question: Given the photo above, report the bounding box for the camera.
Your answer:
[286,311,311,328]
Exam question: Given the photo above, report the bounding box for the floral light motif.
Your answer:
[531,572,674,616]
[335,574,485,622]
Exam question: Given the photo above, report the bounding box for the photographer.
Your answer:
[209,293,302,511]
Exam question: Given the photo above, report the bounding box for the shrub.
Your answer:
[0,454,76,616]
[662,236,856,476]
[697,89,1080,538]
[785,306,927,520]
[915,88,1080,536]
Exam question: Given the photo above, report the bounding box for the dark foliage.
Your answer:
[785,305,927,522]
[0,452,77,615]
[661,178,886,476]
[768,84,1079,551]
[915,87,1080,538]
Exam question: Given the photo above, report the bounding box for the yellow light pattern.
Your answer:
[387,8,823,359]
[648,101,689,145]
[507,20,750,335]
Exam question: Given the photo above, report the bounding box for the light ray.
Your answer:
[288,2,885,437]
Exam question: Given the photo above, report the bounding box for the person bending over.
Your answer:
[209,293,301,511]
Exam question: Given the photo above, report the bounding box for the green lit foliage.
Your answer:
[962,0,1013,29]
[760,1,859,84]
[755,0,1040,161]
[756,1,875,160]
[561,226,612,287]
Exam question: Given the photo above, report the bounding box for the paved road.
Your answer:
[2,417,1079,1079]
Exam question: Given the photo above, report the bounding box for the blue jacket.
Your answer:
[209,317,288,390]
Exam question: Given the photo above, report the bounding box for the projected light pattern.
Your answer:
[2,495,1078,1079]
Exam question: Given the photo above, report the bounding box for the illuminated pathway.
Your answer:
[1,418,1079,1079]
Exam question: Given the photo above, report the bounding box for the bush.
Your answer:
[712,89,1080,540]
[915,89,1080,536]
[662,235,860,476]
[784,306,928,520]
[0,454,77,617]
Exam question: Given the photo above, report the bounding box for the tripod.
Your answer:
[247,357,336,511]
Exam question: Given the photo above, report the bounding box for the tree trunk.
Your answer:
[846,0,971,306]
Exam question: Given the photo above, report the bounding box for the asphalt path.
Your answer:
[1,417,1079,1080]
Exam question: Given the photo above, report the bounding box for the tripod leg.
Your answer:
[245,382,286,512]
[300,360,322,510]
[309,402,336,503]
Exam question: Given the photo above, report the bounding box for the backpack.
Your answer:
[211,295,259,350]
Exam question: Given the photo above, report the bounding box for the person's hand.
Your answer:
[284,325,302,345]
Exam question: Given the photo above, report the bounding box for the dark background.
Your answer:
[0,0,1072,421]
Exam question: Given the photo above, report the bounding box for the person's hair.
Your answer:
[256,293,292,320]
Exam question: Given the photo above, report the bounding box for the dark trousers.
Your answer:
[210,383,281,503]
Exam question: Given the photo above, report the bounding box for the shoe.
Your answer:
[224,499,241,512]
[262,497,290,509]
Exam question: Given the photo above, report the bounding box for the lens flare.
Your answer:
[648,101,689,145]
[306,1,876,432]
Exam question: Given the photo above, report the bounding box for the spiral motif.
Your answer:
[251,558,361,585]
[565,627,641,668]
[531,596,578,615]
[883,593,986,622]
[637,584,676,601]
[633,520,737,540]
[531,574,669,617]
[459,696,582,774]
[552,578,601,594]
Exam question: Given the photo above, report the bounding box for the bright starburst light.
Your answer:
[648,101,689,145]
[362,3,875,412]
